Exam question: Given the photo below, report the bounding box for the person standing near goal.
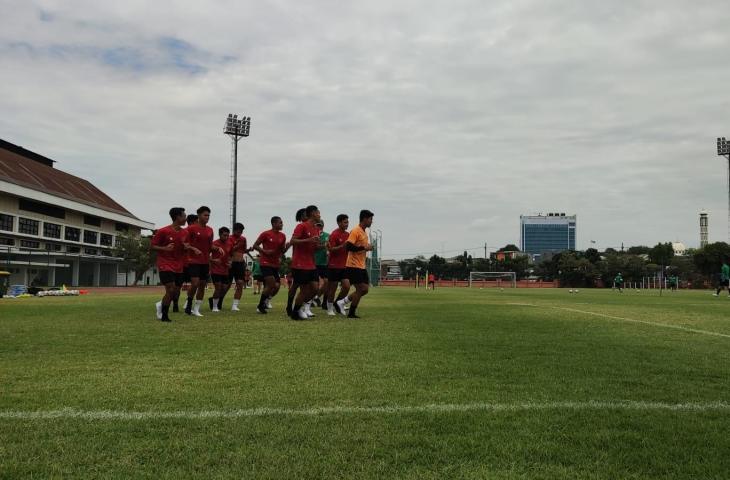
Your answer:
[614,272,624,293]
[337,210,374,319]
[427,273,436,290]
[151,207,188,322]
[713,258,730,297]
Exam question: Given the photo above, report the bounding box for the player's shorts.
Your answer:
[230,261,246,281]
[211,273,230,284]
[260,266,280,282]
[327,267,346,282]
[316,265,328,279]
[292,268,318,284]
[187,263,210,280]
[345,267,369,285]
[182,265,191,283]
[253,274,264,282]
[721,279,729,287]
[159,270,183,287]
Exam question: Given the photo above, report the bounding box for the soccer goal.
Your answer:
[468,271,517,288]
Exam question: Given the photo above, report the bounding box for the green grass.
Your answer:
[1,287,730,479]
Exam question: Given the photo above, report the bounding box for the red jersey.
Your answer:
[327,228,350,269]
[185,223,214,265]
[256,229,286,268]
[291,222,318,270]
[210,239,231,275]
[228,233,247,259]
[152,225,186,273]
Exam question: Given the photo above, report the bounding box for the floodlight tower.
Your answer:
[223,114,251,226]
[717,137,730,242]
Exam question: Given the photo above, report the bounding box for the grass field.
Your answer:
[2,286,730,479]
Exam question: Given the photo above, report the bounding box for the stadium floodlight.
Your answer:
[223,113,252,225]
[717,136,730,242]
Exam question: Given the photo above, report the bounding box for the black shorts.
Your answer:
[253,274,264,282]
[260,266,280,282]
[327,268,346,282]
[159,271,183,287]
[721,279,729,287]
[188,264,210,280]
[230,261,246,281]
[316,265,328,279]
[292,268,318,284]
[182,265,191,283]
[211,274,230,284]
[345,267,369,285]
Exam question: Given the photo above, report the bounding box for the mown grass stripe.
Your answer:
[2,401,730,420]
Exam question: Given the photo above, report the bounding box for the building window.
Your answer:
[20,240,41,249]
[101,249,113,257]
[84,247,98,255]
[116,222,129,232]
[43,222,62,239]
[100,233,113,246]
[0,214,13,232]
[84,215,101,227]
[83,230,98,245]
[0,237,14,246]
[67,246,80,253]
[19,198,65,219]
[65,226,80,242]
[45,243,63,252]
[18,218,40,235]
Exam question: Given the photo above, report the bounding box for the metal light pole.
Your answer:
[717,137,730,242]
[224,114,251,226]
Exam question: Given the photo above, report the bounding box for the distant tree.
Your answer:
[627,245,651,255]
[584,248,601,264]
[113,232,154,286]
[604,248,618,255]
[693,242,730,278]
[498,244,520,252]
[649,242,674,267]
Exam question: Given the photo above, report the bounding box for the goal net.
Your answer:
[468,271,517,288]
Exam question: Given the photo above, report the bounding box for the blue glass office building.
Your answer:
[520,213,576,255]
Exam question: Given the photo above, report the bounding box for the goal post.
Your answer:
[468,271,517,288]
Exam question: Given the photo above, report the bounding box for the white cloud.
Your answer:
[1,0,729,258]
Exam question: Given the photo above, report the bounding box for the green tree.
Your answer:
[693,242,730,279]
[113,232,154,286]
[584,248,601,264]
[498,244,520,252]
[627,245,651,255]
[649,242,674,267]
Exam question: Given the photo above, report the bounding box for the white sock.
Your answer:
[343,296,352,305]
[232,299,239,307]
[194,299,202,313]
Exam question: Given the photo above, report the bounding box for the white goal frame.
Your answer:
[468,271,517,288]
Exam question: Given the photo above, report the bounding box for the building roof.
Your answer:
[0,139,140,221]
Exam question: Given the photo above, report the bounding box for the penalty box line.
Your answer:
[1,401,730,420]
[506,303,730,340]
[553,306,730,339]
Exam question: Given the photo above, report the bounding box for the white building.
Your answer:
[0,139,154,286]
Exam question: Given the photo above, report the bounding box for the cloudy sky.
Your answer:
[2,0,728,259]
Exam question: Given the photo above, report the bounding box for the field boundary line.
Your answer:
[1,401,730,420]
[553,306,730,339]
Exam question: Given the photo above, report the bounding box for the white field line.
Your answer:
[1,401,729,420]
[553,306,730,339]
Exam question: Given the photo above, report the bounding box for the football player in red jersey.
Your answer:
[326,214,350,316]
[150,207,187,322]
[289,205,322,320]
[209,226,232,312]
[184,206,222,317]
[286,208,307,316]
[251,216,288,314]
[228,222,248,312]
[172,213,197,312]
